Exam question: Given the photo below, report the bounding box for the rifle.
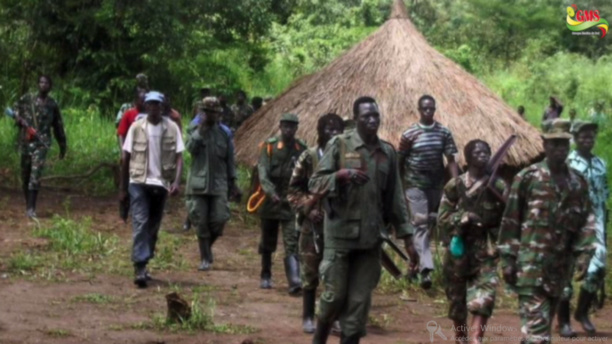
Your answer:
[470,134,517,205]
[4,107,50,149]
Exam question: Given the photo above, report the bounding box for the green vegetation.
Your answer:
[137,293,257,334]
[71,293,115,304]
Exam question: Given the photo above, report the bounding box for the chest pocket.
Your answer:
[216,138,228,159]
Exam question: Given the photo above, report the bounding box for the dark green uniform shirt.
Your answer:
[185,123,236,196]
[308,131,413,250]
[257,137,307,220]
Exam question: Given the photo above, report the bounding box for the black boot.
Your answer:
[26,190,38,219]
[284,255,302,296]
[574,288,597,335]
[420,269,432,290]
[134,263,148,288]
[197,238,212,271]
[303,289,316,333]
[340,333,360,344]
[260,252,272,289]
[558,300,577,338]
[312,320,332,344]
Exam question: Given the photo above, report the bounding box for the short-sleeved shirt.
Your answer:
[123,119,185,187]
[117,108,143,138]
[400,122,458,189]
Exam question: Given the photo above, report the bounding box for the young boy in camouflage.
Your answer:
[438,140,508,344]
[498,119,596,344]
[287,113,344,334]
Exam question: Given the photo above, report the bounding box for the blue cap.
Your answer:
[144,91,164,103]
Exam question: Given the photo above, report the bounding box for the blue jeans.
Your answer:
[129,183,168,266]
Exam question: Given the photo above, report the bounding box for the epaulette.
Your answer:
[297,139,308,148]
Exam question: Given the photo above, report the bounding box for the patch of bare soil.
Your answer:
[0,187,610,344]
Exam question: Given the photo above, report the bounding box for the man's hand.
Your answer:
[399,132,421,152]
[336,168,369,185]
[502,265,517,286]
[169,182,180,196]
[575,262,588,281]
[308,209,324,224]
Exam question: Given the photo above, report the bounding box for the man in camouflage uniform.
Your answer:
[185,97,240,271]
[438,140,508,344]
[14,75,67,218]
[257,113,307,294]
[556,120,608,337]
[309,97,414,344]
[288,113,344,334]
[498,119,596,344]
[232,90,254,128]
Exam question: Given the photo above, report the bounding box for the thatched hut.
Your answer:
[234,0,543,171]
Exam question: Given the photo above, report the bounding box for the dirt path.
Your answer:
[0,188,610,344]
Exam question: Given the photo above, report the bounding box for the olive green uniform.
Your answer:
[308,131,412,338]
[185,122,235,241]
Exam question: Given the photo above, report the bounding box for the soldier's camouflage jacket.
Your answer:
[438,173,508,276]
[258,137,307,220]
[15,93,66,153]
[288,146,324,233]
[497,161,596,296]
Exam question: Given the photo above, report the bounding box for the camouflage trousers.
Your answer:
[443,255,498,322]
[186,194,230,240]
[20,147,48,191]
[298,224,324,291]
[518,289,559,344]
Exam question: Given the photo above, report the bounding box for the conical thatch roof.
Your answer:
[234,0,543,168]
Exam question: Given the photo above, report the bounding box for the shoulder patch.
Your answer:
[267,137,278,143]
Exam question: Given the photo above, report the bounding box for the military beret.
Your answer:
[201,96,222,113]
[280,113,299,124]
[541,118,572,140]
[570,120,598,135]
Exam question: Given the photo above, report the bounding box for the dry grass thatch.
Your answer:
[234,0,544,168]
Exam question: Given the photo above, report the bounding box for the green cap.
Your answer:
[571,120,598,135]
[541,119,572,140]
[280,113,299,124]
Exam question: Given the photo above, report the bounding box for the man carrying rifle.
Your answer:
[308,97,415,344]
[438,140,508,344]
[13,75,67,219]
[288,113,344,334]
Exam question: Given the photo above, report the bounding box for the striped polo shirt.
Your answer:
[399,121,457,189]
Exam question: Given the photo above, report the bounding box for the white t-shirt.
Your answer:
[123,119,185,187]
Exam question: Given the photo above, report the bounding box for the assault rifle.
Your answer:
[4,107,49,149]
